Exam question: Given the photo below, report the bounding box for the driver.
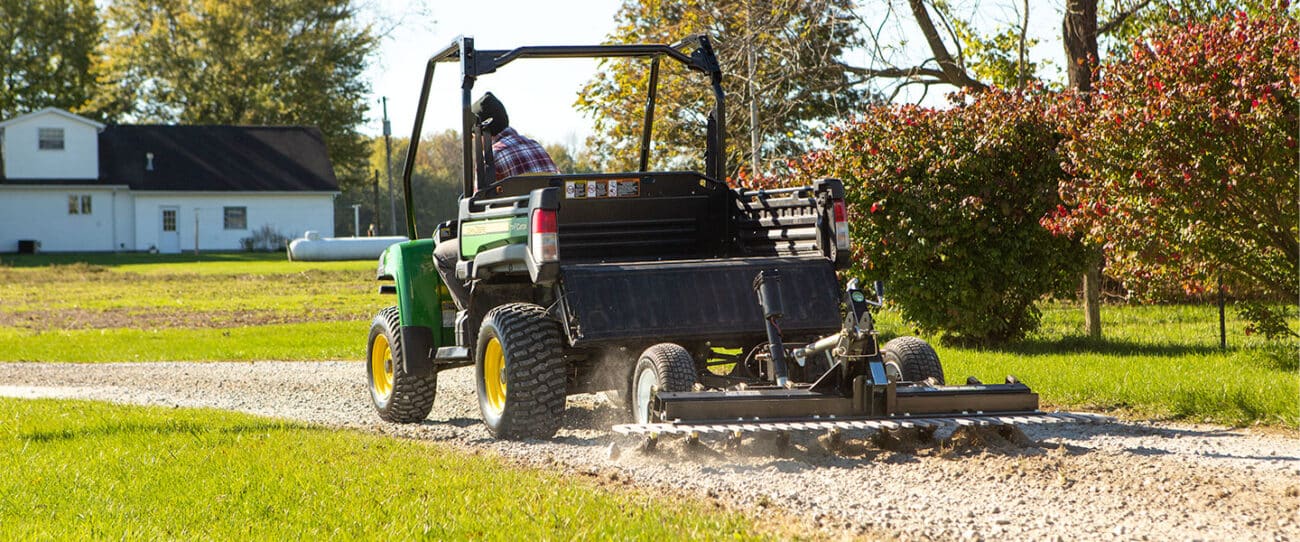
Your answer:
[434,93,558,310]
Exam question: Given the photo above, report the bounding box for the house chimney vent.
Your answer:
[145,152,154,171]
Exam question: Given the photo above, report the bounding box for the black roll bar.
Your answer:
[399,35,725,239]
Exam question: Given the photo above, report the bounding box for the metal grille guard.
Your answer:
[612,411,1112,436]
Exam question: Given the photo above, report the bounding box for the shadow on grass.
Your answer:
[955,335,1227,358]
[19,419,320,443]
[0,252,283,268]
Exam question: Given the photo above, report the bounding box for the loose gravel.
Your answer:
[3,361,1298,541]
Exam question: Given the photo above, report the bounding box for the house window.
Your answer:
[223,206,247,230]
[162,209,177,232]
[39,128,64,150]
[67,194,91,215]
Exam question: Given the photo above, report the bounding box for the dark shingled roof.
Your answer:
[97,125,338,192]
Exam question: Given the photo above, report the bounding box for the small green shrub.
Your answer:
[240,224,290,252]
[796,89,1082,344]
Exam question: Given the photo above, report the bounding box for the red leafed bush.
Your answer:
[1049,12,1298,336]
[795,89,1082,344]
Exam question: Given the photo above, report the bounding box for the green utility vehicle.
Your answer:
[366,36,1102,441]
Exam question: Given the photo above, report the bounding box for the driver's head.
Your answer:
[472,92,509,137]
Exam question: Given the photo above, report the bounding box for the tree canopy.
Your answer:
[578,0,868,177]
[94,0,378,184]
[1048,12,1298,336]
[0,0,100,119]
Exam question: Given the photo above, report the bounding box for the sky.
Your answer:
[360,0,621,147]
[359,0,1071,147]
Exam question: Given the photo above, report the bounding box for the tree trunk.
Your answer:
[1063,0,1103,338]
[1062,0,1098,93]
[1083,258,1102,339]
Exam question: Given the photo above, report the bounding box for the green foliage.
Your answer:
[0,0,100,119]
[1050,13,1298,337]
[94,0,377,186]
[578,0,867,176]
[940,6,1047,89]
[1099,0,1292,60]
[239,224,291,252]
[367,131,464,237]
[545,142,600,174]
[1236,302,1299,340]
[0,399,767,539]
[798,89,1081,343]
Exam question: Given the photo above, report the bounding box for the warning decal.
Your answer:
[565,179,639,199]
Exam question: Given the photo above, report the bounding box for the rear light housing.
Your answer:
[530,208,558,263]
[832,199,850,251]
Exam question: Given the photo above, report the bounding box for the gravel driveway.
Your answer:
[2,361,1297,541]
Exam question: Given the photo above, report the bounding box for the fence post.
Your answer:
[1218,276,1226,350]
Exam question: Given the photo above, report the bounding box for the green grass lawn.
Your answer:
[875,304,1299,427]
[0,398,768,540]
[0,251,374,275]
[0,252,378,361]
[1,252,1295,426]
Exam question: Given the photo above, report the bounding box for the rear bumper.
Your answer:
[556,256,840,346]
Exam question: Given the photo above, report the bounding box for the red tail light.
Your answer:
[832,200,849,251]
[530,209,558,263]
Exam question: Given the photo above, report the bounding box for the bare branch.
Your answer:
[907,0,987,90]
[1099,0,1155,35]
[1017,0,1029,88]
[841,63,947,80]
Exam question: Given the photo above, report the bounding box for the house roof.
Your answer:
[0,107,105,130]
[98,125,339,192]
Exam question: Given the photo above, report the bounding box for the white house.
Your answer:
[0,108,338,253]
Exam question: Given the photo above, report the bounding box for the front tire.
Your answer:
[630,343,698,424]
[367,306,437,423]
[881,336,945,385]
[475,303,567,439]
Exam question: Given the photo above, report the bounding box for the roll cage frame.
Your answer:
[398,35,727,239]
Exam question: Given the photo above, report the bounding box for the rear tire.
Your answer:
[367,306,437,423]
[630,343,698,424]
[475,303,567,439]
[881,336,944,385]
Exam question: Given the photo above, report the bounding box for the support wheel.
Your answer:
[475,303,567,439]
[367,306,437,423]
[630,343,698,424]
[881,336,945,385]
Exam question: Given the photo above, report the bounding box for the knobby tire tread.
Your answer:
[484,303,567,440]
[643,344,697,393]
[375,306,437,423]
[882,336,945,385]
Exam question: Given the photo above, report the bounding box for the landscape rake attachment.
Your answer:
[612,271,1111,440]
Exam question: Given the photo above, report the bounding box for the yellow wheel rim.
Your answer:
[483,337,507,415]
[371,333,394,401]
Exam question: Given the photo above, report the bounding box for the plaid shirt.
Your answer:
[493,127,558,181]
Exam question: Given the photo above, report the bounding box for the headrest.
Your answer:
[471,92,509,137]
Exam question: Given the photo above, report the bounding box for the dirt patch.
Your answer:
[0,306,364,331]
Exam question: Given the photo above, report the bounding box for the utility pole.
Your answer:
[193,208,200,255]
[382,97,398,236]
[372,169,381,233]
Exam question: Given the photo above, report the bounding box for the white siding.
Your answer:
[132,193,335,252]
[0,186,125,252]
[1,112,100,180]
